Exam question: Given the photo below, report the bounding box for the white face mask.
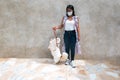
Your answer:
[67,11,73,16]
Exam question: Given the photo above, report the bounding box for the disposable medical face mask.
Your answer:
[67,11,73,16]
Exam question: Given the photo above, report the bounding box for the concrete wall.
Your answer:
[0,0,120,64]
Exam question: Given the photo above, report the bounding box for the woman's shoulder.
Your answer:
[73,16,80,22]
[63,16,67,18]
[62,16,68,21]
[74,16,79,19]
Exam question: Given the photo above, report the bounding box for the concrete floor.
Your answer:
[0,58,120,80]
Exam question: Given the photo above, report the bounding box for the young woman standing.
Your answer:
[53,5,80,68]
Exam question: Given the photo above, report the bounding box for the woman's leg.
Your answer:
[70,31,76,61]
[70,42,76,60]
[64,31,70,59]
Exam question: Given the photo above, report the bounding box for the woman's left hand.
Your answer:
[78,37,80,41]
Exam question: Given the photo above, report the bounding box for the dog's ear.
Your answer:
[56,38,60,43]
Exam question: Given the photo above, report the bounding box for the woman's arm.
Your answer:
[53,17,64,30]
[77,17,80,41]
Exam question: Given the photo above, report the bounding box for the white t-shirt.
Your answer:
[64,19,75,31]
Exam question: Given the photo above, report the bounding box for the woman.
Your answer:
[53,5,80,68]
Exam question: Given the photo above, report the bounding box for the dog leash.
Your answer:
[53,29,57,38]
[53,30,58,47]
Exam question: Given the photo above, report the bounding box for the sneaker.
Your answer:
[70,61,76,68]
[65,59,71,65]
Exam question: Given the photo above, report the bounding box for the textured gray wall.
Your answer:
[0,0,120,64]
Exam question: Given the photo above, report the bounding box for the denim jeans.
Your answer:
[64,30,76,60]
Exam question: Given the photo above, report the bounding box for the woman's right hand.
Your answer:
[52,26,57,31]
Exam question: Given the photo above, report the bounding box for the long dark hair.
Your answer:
[66,5,75,17]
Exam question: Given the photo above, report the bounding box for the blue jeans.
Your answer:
[64,30,76,61]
